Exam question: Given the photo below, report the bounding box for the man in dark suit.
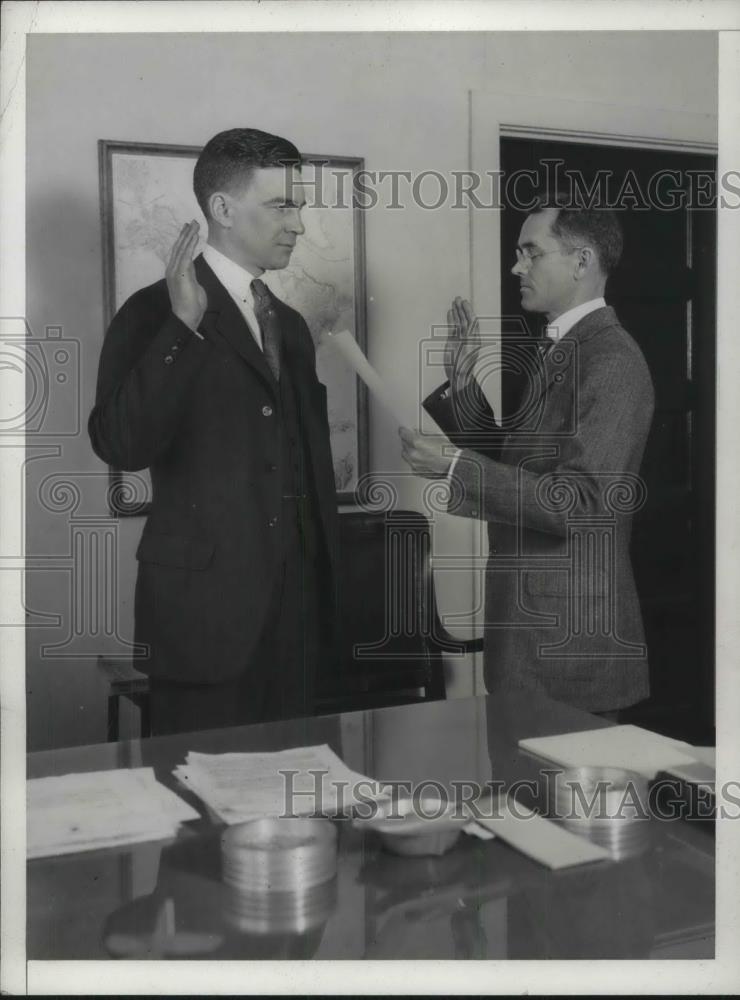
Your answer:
[89,128,339,735]
[400,194,654,714]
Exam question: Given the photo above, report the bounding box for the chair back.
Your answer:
[316,510,461,712]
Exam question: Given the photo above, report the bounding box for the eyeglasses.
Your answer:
[514,245,587,268]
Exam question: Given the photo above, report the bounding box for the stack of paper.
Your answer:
[173,743,385,825]
[28,767,200,859]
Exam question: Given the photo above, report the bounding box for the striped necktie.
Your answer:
[250,278,281,381]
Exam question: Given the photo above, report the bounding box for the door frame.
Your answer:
[464,91,717,691]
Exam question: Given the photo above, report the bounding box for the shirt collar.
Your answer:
[545,297,606,341]
[202,243,261,304]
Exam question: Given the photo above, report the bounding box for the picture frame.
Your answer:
[98,139,368,515]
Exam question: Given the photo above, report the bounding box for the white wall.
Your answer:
[25,31,717,749]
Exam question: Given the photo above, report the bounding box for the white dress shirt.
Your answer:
[202,243,264,350]
[544,296,606,343]
[446,296,607,485]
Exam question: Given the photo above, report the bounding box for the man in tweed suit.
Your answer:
[400,194,654,713]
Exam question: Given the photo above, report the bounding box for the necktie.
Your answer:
[538,336,555,361]
[250,278,281,380]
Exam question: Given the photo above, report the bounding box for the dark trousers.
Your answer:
[148,529,331,737]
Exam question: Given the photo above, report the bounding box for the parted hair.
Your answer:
[193,128,302,218]
[531,189,624,275]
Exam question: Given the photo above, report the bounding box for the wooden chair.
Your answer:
[314,509,482,713]
[97,656,151,742]
[98,509,482,737]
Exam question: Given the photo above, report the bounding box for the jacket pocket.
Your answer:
[136,532,215,570]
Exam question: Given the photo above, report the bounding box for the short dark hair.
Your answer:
[530,190,623,275]
[193,128,302,218]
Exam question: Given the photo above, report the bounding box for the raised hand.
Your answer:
[444,296,481,387]
[166,221,208,332]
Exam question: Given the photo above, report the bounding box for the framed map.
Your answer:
[98,139,368,514]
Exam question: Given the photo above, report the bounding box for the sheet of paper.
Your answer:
[464,822,496,841]
[174,744,386,825]
[324,329,407,426]
[474,800,611,870]
[687,745,716,769]
[518,724,697,780]
[28,767,199,859]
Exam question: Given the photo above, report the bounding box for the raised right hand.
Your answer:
[166,221,207,332]
[443,296,481,387]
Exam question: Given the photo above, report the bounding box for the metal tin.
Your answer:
[221,817,338,894]
[223,878,338,935]
[549,766,651,860]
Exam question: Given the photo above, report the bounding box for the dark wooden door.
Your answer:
[499,138,716,743]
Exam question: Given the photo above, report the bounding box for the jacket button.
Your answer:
[170,344,179,352]
[266,463,277,472]
[164,355,174,364]
[268,516,278,527]
[471,509,479,518]
[262,405,273,417]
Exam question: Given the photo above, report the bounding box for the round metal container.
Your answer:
[223,878,338,935]
[221,817,338,894]
[549,766,651,860]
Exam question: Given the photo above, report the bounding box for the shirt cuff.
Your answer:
[447,447,463,482]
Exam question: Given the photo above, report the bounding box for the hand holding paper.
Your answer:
[399,426,455,478]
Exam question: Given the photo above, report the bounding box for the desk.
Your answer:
[27,692,714,960]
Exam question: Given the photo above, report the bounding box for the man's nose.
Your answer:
[286,209,305,235]
[511,257,526,277]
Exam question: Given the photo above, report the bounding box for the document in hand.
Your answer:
[324,330,407,427]
[173,743,385,825]
[28,767,200,859]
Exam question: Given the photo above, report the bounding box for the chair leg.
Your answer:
[107,694,119,743]
[139,693,151,739]
[425,658,446,701]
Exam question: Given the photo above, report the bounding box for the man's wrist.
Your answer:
[172,310,205,339]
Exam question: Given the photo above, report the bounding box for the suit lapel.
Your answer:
[543,339,573,390]
[503,306,618,445]
[521,338,575,417]
[194,255,278,395]
[530,306,618,408]
[269,299,336,521]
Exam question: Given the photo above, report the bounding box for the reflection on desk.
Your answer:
[27,692,714,960]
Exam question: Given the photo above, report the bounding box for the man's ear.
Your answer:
[208,191,232,228]
[574,246,596,280]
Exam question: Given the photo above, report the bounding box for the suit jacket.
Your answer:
[424,306,655,711]
[89,255,339,684]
